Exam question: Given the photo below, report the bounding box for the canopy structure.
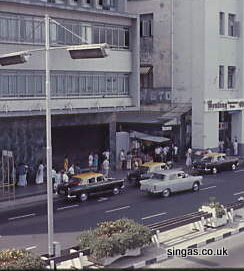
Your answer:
[130,131,170,143]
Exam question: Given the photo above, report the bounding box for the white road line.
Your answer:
[26,246,36,250]
[234,169,244,173]
[105,205,130,213]
[233,191,244,196]
[142,212,167,221]
[8,213,36,221]
[200,186,216,191]
[57,204,79,211]
[97,197,108,202]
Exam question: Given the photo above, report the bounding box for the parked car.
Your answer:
[127,161,173,186]
[192,153,239,174]
[57,172,124,201]
[140,169,203,197]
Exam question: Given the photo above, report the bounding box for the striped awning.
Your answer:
[140,66,152,74]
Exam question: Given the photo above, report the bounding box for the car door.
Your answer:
[174,172,190,191]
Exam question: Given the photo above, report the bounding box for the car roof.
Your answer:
[203,152,226,158]
[141,162,165,167]
[72,172,103,179]
[151,168,185,175]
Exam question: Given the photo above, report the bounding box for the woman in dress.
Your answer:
[35,161,44,184]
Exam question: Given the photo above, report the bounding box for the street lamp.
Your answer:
[0,14,108,256]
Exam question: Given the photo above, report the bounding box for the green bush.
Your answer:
[0,249,45,270]
[78,218,152,259]
[204,197,226,218]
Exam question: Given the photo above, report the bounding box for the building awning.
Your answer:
[140,66,152,74]
[130,131,170,143]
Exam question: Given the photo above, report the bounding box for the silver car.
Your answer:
[140,169,203,197]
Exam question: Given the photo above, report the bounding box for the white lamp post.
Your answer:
[0,14,108,256]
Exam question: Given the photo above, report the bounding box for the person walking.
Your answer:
[185,148,192,173]
[119,149,126,170]
[88,152,93,170]
[68,164,75,176]
[35,161,44,184]
[233,139,238,156]
[93,153,99,171]
[102,158,110,178]
[173,144,178,162]
[17,162,28,187]
[63,155,68,173]
[126,151,132,170]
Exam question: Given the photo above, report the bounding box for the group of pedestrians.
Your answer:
[154,144,178,163]
[219,138,239,156]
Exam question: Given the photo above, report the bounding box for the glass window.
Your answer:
[93,26,100,43]
[219,12,225,35]
[228,66,236,89]
[219,65,224,89]
[106,28,113,45]
[228,14,235,36]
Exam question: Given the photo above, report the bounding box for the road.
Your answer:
[149,231,244,268]
[0,169,244,255]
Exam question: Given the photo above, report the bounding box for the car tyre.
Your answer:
[192,181,200,192]
[212,167,218,174]
[113,187,120,195]
[78,193,88,202]
[162,188,171,198]
[231,164,236,171]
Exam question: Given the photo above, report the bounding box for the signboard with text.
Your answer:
[204,99,244,112]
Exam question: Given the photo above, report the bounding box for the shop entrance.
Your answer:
[219,111,232,150]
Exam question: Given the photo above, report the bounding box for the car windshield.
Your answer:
[136,166,149,174]
[201,157,212,163]
[152,173,166,180]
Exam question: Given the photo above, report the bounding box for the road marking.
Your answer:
[8,213,36,221]
[200,186,216,191]
[234,169,244,173]
[57,204,79,211]
[97,197,108,202]
[26,246,36,250]
[233,191,244,196]
[105,205,130,213]
[142,212,167,221]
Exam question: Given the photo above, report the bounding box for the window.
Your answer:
[228,14,239,37]
[219,65,224,89]
[219,12,225,35]
[88,177,95,184]
[140,19,153,37]
[228,66,236,89]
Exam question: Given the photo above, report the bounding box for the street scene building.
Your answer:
[0,0,140,170]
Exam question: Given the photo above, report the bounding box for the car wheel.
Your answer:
[78,193,88,202]
[212,167,218,174]
[162,188,171,198]
[113,187,120,195]
[231,164,236,171]
[192,182,200,192]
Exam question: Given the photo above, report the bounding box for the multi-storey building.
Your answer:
[0,0,139,169]
[173,0,244,154]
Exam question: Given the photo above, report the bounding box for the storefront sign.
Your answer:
[205,99,244,112]
[162,126,172,131]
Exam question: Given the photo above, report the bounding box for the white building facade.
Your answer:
[173,0,244,154]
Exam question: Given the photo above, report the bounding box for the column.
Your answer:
[109,113,117,170]
[231,110,244,155]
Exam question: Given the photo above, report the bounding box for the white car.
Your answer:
[140,169,203,197]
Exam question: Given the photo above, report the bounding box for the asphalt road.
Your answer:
[150,230,244,268]
[0,169,244,255]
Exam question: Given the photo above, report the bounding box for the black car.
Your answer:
[127,161,173,186]
[192,153,239,174]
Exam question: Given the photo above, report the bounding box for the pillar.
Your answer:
[231,110,244,155]
[109,113,117,170]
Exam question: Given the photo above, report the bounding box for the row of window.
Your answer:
[0,12,130,48]
[0,71,130,97]
[47,0,116,9]
[219,65,236,89]
[219,12,239,37]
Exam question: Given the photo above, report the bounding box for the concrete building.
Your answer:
[173,0,244,155]
[0,0,140,171]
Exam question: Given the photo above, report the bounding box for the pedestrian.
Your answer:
[62,170,69,183]
[126,151,132,170]
[68,164,75,176]
[233,139,238,156]
[63,155,68,172]
[219,139,224,153]
[17,162,28,187]
[185,148,192,173]
[52,167,57,192]
[93,153,99,171]
[173,144,178,162]
[35,161,44,184]
[88,152,93,169]
[103,157,110,178]
[74,163,81,174]
[119,149,126,170]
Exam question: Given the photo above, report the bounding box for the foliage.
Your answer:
[204,197,226,218]
[78,218,152,259]
[0,249,45,270]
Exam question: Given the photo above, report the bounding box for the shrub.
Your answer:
[0,249,45,270]
[78,218,152,259]
[203,197,226,218]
